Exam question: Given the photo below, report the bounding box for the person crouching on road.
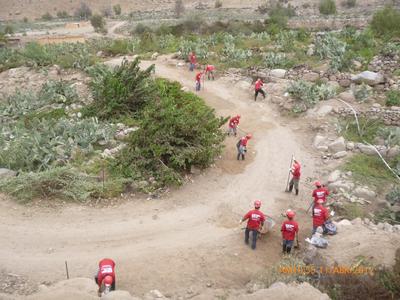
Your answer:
[195,71,203,91]
[312,199,329,235]
[281,209,299,254]
[236,134,252,160]
[228,114,241,137]
[204,64,215,80]
[240,200,265,250]
[95,258,116,296]
[288,158,301,195]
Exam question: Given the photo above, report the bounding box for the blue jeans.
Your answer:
[189,63,195,71]
[196,81,201,91]
[245,228,258,250]
[282,239,294,253]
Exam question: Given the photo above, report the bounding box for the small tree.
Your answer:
[75,2,92,20]
[90,14,106,33]
[102,7,112,17]
[41,12,53,21]
[371,6,400,38]
[113,4,122,16]
[174,0,185,18]
[319,0,337,15]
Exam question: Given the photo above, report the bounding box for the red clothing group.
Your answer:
[243,209,265,230]
[292,162,301,179]
[229,116,240,128]
[312,204,329,227]
[97,258,115,288]
[281,220,299,241]
[312,187,330,203]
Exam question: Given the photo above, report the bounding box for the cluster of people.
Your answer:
[240,179,332,253]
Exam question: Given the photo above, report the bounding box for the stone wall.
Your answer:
[333,105,400,126]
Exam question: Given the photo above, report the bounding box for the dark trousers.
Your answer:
[282,239,294,253]
[245,228,258,249]
[254,88,266,101]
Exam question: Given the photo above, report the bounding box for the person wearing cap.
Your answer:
[240,200,265,250]
[288,158,301,195]
[236,134,252,160]
[312,199,329,235]
[254,78,266,101]
[228,114,241,137]
[312,181,329,204]
[95,258,116,296]
[281,209,299,254]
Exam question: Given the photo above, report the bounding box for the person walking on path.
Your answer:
[195,71,203,91]
[312,199,330,235]
[287,158,301,195]
[281,209,299,254]
[228,114,241,137]
[189,52,197,71]
[240,200,265,250]
[204,64,215,80]
[236,134,252,160]
[254,78,266,101]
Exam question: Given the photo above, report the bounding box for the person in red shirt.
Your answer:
[281,209,299,254]
[189,52,197,71]
[236,133,252,160]
[240,200,265,250]
[228,114,241,137]
[312,199,329,235]
[95,258,116,295]
[254,78,266,101]
[288,159,301,195]
[312,181,329,204]
[195,71,203,91]
[204,64,215,80]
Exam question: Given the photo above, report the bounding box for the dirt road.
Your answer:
[0,56,317,298]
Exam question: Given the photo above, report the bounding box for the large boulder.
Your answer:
[328,137,346,153]
[316,105,333,117]
[339,79,351,88]
[270,69,287,79]
[303,72,320,82]
[351,71,385,86]
[357,144,377,156]
[339,91,356,102]
[333,151,347,159]
[328,180,354,192]
[0,168,17,179]
[313,135,327,148]
[387,145,400,158]
[353,187,376,200]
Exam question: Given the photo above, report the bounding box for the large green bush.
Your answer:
[114,79,226,187]
[371,6,400,38]
[87,58,155,119]
[319,0,337,15]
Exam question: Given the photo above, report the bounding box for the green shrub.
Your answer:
[133,23,152,35]
[0,117,115,171]
[114,79,226,188]
[319,0,337,15]
[287,80,336,112]
[102,39,138,56]
[386,90,400,106]
[41,12,53,21]
[371,6,400,38]
[90,14,106,33]
[215,0,222,8]
[87,58,155,119]
[353,83,371,102]
[57,11,69,19]
[75,2,92,20]
[386,186,400,206]
[340,117,384,144]
[267,4,296,29]
[113,4,122,16]
[265,52,290,68]
[314,33,349,71]
[4,24,14,35]
[0,167,124,202]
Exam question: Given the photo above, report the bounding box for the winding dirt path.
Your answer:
[0,56,317,298]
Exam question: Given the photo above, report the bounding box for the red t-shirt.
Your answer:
[190,54,197,64]
[229,116,240,128]
[205,65,215,72]
[239,137,249,147]
[255,80,263,90]
[195,72,202,82]
[243,209,265,230]
[292,162,301,179]
[312,204,329,227]
[281,220,299,241]
[97,258,115,288]
[312,187,330,203]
